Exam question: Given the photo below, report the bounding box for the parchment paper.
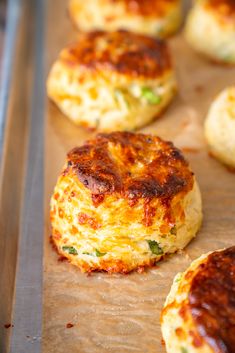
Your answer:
[43,1,235,352]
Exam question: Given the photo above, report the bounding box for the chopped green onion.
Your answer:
[141,87,161,105]
[82,250,106,257]
[62,246,78,255]
[95,249,107,257]
[147,240,163,255]
[175,273,182,283]
[180,348,188,353]
[222,54,234,62]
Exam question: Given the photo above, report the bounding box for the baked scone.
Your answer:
[161,246,235,353]
[50,132,202,273]
[69,0,182,38]
[204,86,235,169]
[47,30,177,131]
[185,0,235,64]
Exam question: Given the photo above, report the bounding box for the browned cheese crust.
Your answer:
[188,246,235,353]
[64,131,194,208]
[59,30,171,80]
[206,0,235,21]
[111,0,179,17]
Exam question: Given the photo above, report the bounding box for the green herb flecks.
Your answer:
[141,87,162,105]
[175,273,183,283]
[147,240,163,255]
[95,249,107,257]
[180,348,188,353]
[62,246,78,255]
[82,249,106,257]
[222,54,234,63]
[170,225,177,235]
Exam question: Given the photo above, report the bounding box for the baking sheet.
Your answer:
[44,1,235,352]
[0,1,44,352]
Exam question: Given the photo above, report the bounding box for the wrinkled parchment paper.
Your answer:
[43,1,235,352]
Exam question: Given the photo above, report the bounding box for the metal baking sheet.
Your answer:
[1,0,235,352]
[0,0,44,352]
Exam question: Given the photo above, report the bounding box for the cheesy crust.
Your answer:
[161,247,235,353]
[47,30,177,131]
[50,132,202,273]
[69,0,182,38]
[185,0,235,64]
[206,0,235,21]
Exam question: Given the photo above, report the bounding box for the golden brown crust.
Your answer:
[111,0,179,17]
[65,132,194,206]
[60,30,171,79]
[189,246,235,353]
[206,0,235,19]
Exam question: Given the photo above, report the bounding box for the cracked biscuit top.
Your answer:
[65,132,194,205]
[60,30,171,79]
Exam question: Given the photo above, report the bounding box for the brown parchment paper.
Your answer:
[43,1,235,352]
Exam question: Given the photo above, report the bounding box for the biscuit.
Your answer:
[47,31,177,131]
[161,246,235,353]
[50,132,202,273]
[185,0,235,64]
[205,86,235,169]
[69,0,182,38]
